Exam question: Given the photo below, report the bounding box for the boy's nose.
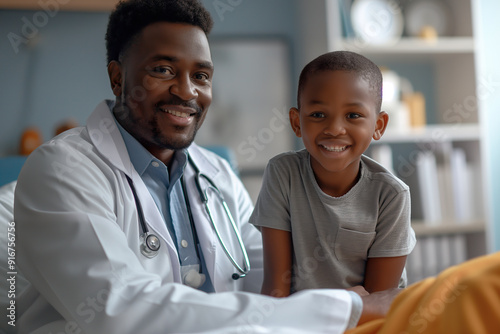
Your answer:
[323,119,347,136]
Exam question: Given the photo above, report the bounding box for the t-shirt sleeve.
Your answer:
[249,159,291,231]
[368,187,416,258]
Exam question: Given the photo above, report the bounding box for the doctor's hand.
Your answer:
[358,288,402,325]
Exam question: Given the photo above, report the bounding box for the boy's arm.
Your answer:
[260,226,293,297]
[363,255,407,293]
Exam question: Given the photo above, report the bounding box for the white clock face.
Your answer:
[350,0,403,45]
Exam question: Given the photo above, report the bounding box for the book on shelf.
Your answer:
[406,234,467,284]
[338,0,355,38]
[370,144,394,174]
[420,237,440,278]
[397,146,478,225]
[406,238,424,284]
[416,151,442,224]
[450,148,473,223]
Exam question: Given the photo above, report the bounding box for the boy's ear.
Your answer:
[289,107,302,137]
[373,111,389,140]
[108,60,123,97]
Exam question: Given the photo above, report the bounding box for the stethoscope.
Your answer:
[125,153,250,286]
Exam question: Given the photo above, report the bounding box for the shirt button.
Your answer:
[181,240,189,248]
[151,161,160,167]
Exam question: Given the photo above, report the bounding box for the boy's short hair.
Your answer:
[105,0,213,64]
[297,51,383,112]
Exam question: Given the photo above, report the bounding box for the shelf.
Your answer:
[340,37,475,55]
[0,0,118,11]
[374,123,481,144]
[412,220,486,237]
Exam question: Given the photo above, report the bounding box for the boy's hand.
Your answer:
[346,285,370,297]
[358,288,402,325]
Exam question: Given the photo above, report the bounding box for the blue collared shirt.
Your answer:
[114,111,214,292]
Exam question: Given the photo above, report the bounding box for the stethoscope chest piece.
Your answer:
[141,233,160,258]
[127,153,250,281]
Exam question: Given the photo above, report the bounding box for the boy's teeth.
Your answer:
[322,145,347,152]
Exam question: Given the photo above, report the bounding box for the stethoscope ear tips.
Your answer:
[232,273,242,280]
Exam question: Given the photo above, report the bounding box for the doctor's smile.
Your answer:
[155,100,203,126]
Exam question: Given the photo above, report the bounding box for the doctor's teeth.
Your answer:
[322,145,347,152]
[164,109,189,118]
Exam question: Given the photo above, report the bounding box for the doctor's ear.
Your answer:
[289,107,302,138]
[108,60,123,97]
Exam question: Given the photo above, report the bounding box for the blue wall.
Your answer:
[473,1,500,251]
[0,10,111,155]
[0,0,299,156]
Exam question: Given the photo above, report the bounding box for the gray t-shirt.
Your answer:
[250,150,416,292]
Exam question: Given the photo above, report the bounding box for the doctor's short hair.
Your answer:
[296,51,383,112]
[105,0,213,64]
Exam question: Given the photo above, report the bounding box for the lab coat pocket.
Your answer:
[334,227,375,262]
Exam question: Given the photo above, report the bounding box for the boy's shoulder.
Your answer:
[265,150,310,180]
[268,149,308,167]
[361,155,409,193]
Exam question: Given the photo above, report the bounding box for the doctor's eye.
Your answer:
[149,66,175,79]
[193,72,211,82]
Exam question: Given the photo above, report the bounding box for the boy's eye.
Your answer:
[347,112,361,119]
[310,112,325,118]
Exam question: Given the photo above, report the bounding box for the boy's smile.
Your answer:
[290,70,388,196]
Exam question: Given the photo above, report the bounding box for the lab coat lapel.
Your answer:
[127,172,179,272]
[86,101,182,281]
[184,146,222,289]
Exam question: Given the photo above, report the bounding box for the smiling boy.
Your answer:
[250,51,416,297]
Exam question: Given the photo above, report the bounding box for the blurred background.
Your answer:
[1,0,499,283]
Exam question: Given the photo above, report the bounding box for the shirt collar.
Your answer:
[115,117,154,176]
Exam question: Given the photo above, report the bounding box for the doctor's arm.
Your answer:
[14,144,361,333]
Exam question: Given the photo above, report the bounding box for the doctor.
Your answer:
[13,0,396,333]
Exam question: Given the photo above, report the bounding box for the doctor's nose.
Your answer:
[170,74,198,101]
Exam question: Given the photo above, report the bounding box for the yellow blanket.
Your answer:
[347,252,500,334]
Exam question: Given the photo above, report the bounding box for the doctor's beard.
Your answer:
[113,96,207,151]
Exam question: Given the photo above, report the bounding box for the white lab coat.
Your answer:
[13,101,354,334]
